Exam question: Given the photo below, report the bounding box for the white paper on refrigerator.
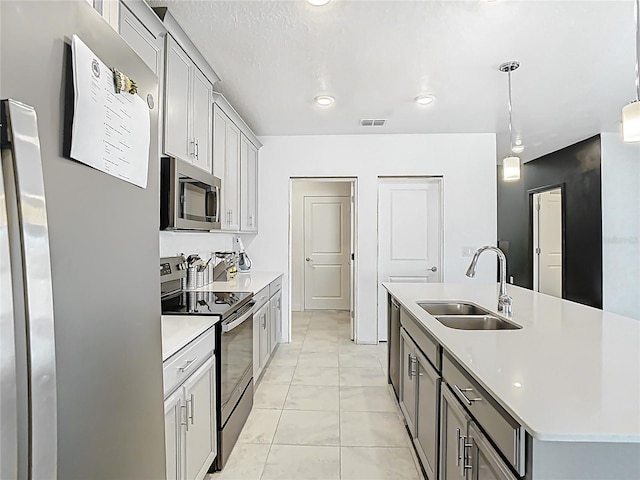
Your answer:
[70,35,150,188]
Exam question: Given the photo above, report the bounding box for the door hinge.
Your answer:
[351,253,355,261]
[535,247,541,255]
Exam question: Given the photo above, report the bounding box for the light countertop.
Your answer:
[161,315,219,361]
[193,271,283,294]
[384,282,640,443]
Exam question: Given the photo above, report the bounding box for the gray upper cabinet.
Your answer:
[240,134,258,233]
[164,35,213,171]
[118,1,165,76]
[191,68,213,173]
[164,35,191,162]
[213,93,262,233]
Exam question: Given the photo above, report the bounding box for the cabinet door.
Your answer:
[223,120,241,231]
[468,423,517,480]
[415,349,441,480]
[254,302,270,370]
[212,105,227,180]
[164,390,184,480]
[240,135,258,232]
[253,307,261,381]
[399,328,417,436]
[164,35,192,161]
[191,68,212,173]
[118,3,163,76]
[183,357,216,480]
[269,291,281,354]
[440,385,471,480]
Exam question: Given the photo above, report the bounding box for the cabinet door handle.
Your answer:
[189,393,195,425]
[456,428,462,468]
[407,353,413,379]
[453,384,482,405]
[181,403,189,432]
[195,139,199,160]
[460,435,473,476]
[410,355,417,377]
[179,359,197,373]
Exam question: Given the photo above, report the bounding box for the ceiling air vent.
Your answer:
[360,119,386,127]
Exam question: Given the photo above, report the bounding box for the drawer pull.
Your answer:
[179,359,197,373]
[453,384,482,405]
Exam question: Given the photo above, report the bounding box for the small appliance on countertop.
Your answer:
[236,235,252,271]
[160,256,255,471]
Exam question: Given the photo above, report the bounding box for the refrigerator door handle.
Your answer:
[0,119,18,480]
[2,99,58,479]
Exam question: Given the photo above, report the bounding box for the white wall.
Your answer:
[251,134,498,344]
[159,231,248,260]
[291,180,352,311]
[600,133,640,319]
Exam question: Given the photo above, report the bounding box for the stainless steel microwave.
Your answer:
[160,157,221,230]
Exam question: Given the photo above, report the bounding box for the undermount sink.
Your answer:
[418,302,492,316]
[435,315,522,331]
[417,302,522,331]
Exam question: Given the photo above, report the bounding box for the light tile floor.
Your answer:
[208,310,424,480]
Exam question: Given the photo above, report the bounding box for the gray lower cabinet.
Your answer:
[164,356,216,480]
[400,327,441,480]
[440,384,472,480]
[399,328,418,434]
[255,301,270,374]
[415,347,441,479]
[440,385,517,480]
[269,289,281,353]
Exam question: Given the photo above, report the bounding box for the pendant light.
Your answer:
[622,0,640,142]
[499,61,521,181]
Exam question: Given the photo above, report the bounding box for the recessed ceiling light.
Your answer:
[415,95,435,106]
[307,0,331,6]
[314,95,334,106]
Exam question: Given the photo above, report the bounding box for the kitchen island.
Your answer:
[384,282,640,480]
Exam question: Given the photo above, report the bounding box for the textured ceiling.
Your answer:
[148,0,638,162]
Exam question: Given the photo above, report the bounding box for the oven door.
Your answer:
[220,301,254,424]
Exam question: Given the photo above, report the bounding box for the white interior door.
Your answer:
[533,188,562,298]
[378,178,442,341]
[304,196,351,310]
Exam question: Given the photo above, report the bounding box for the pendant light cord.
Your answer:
[508,70,514,150]
[635,0,640,101]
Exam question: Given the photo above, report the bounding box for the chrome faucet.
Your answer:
[465,246,513,316]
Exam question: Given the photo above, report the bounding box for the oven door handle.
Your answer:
[222,304,254,333]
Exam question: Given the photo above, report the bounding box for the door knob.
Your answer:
[306,257,311,262]
[429,266,438,272]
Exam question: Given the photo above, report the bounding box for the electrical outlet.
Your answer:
[462,246,476,257]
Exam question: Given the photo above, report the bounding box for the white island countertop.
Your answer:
[384,282,640,443]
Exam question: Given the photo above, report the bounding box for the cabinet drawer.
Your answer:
[400,307,440,371]
[254,285,270,310]
[442,352,525,476]
[163,328,214,397]
[269,276,283,297]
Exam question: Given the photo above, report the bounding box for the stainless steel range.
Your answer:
[160,256,254,471]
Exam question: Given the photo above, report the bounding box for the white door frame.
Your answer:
[288,177,358,341]
[376,176,444,342]
[531,184,564,297]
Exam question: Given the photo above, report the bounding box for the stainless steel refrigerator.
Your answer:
[1,1,166,479]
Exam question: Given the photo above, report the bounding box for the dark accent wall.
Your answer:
[497,135,603,308]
